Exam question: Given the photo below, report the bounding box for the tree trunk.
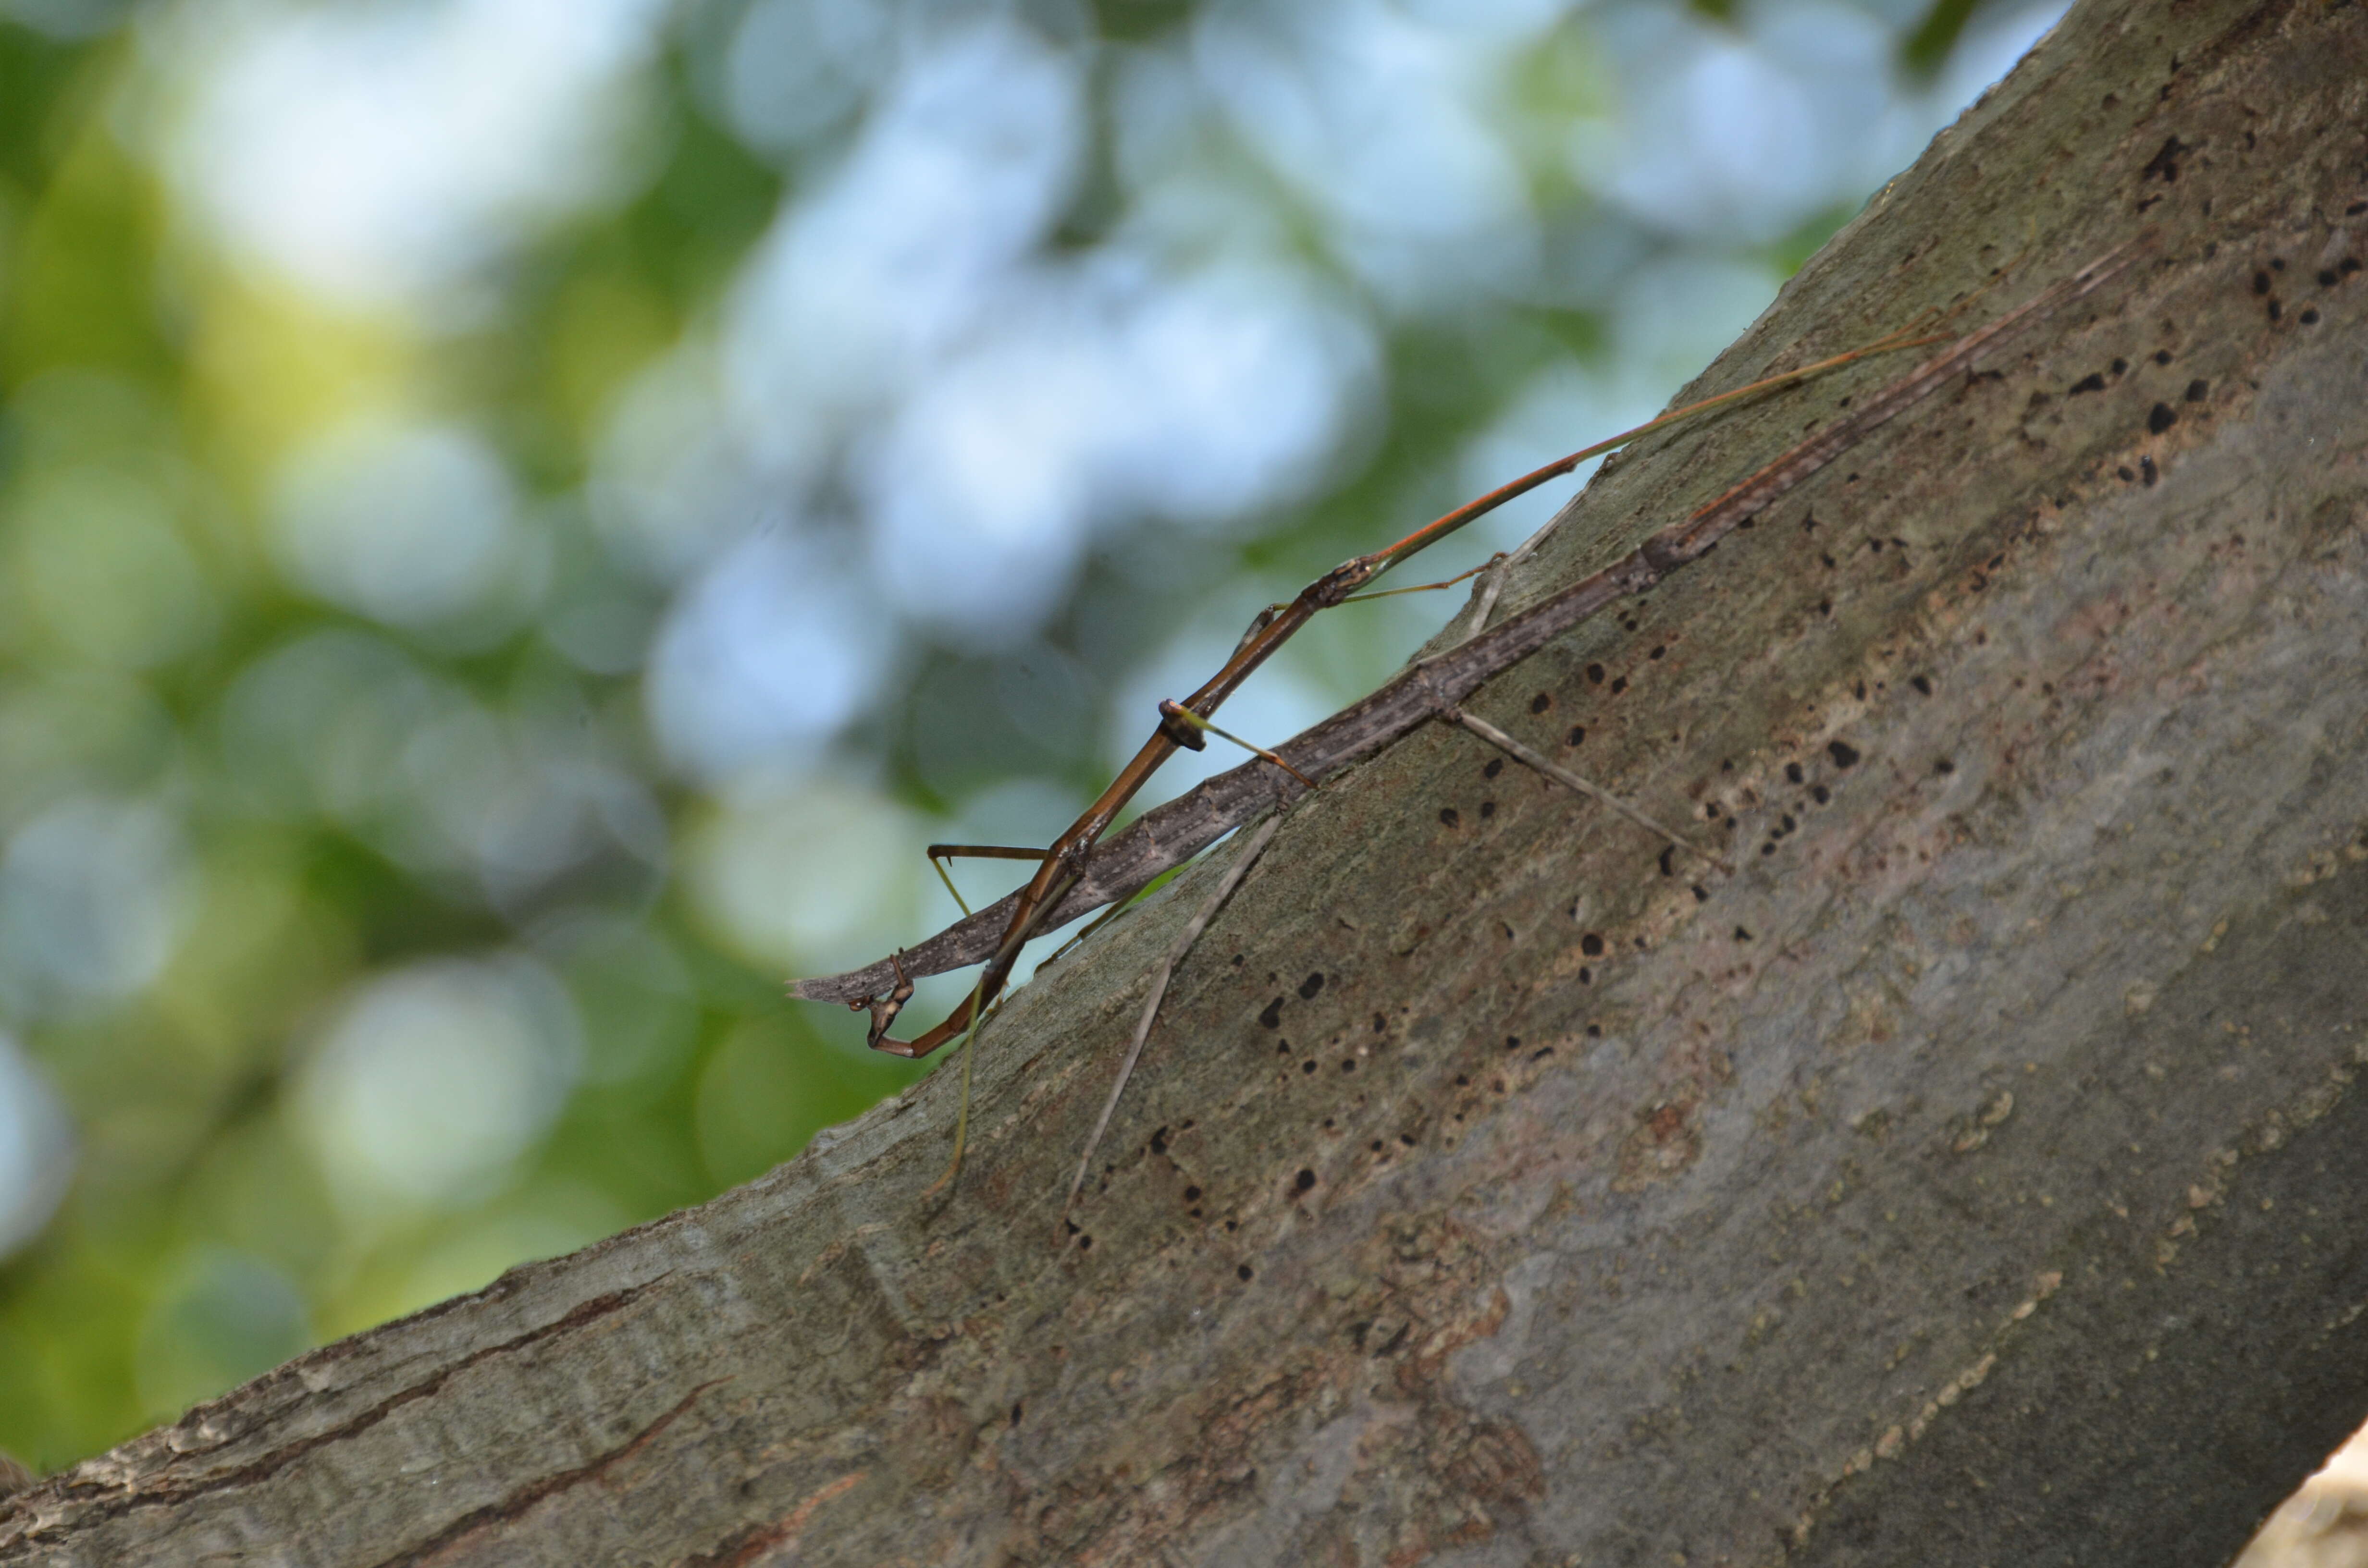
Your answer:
[8,0,2368,1562]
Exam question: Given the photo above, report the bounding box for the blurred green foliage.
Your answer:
[0,0,2016,1473]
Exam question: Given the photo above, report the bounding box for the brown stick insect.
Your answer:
[795,239,2146,1192]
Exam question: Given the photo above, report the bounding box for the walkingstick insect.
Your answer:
[794,238,2146,1189]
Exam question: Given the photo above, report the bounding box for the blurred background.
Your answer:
[0,0,2081,1471]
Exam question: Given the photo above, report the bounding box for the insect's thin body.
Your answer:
[814,238,2147,1188]
[855,322,1954,1059]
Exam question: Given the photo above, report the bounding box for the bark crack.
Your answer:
[366,1378,724,1568]
[0,1274,673,1550]
[671,1472,866,1568]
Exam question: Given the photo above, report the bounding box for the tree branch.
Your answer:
[8,3,2366,1564]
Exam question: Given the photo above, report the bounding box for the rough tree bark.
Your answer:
[7,0,2368,1562]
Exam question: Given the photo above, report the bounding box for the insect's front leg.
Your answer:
[852,951,916,1054]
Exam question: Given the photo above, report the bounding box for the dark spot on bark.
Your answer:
[1302,1060,1317,1075]
[2118,466,2136,482]
[1298,972,1325,1000]
[1779,814,1796,833]
[1012,1403,1024,1425]
[1505,1035,1520,1051]
[2318,269,2339,288]
[1439,807,1460,827]
[1827,739,1862,768]
[1480,801,1496,819]
[2152,349,2172,365]
[2111,357,2129,376]
[1581,932,1605,957]
[1812,784,1831,804]
[2148,403,2177,434]
[1735,926,1754,942]
[1077,1234,1093,1251]
[2343,257,2363,275]
[1238,1264,1254,1280]
[1579,967,1592,984]
[1761,843,1776,858]
[1650,645,1666,660]
[2253,271,2272,294]
[1483,757,1503,779]
[1530,692,1552,713]
[2142,456,2158,487]
[2300,308,2319,325]
[1692,885,1709,903]
[1785,761,1805,784]
[1935,758,1956,774]
[1587,1024,1603,1037]
[1151,1127,1169,1154]
[1295,1169,1316,1192]
[2069,372,2105,395]
[1610,676,1628,695]
[1586,663,1606,684]
[1456,1075,1469,1086]
[1912,674,1933,695]
[2271,257,2285,270]
[1566,725,1586,747]
[1818,599,1833,616]
[1259,998,1284,1029]
[2185,379,2209,402]
[2268,299,2282,321]
[1658,845,1676,877]
[1704,802,1721,818]
[1372,1012,1387,1033]
[2143,135,2186,181]
[1184,1185,1202,1201]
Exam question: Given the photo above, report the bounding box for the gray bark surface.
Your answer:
[7,0,2368,1562]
